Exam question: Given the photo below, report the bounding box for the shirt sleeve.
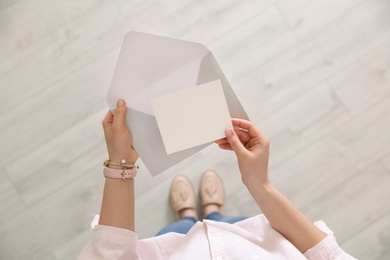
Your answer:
[303,221,357,260]
[77,225,140,260]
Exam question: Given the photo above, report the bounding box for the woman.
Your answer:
[78,100,356,259]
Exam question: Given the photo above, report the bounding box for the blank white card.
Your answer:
[151,80,232,154]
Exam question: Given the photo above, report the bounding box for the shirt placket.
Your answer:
[206,224,228,260]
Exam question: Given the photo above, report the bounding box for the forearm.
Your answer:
[99,100,138,232]
[99,178,135,231]
[249,182,326,253]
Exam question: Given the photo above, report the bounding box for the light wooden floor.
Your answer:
[1,0,390,259]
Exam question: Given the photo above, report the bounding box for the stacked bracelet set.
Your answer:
[103,158,139,180]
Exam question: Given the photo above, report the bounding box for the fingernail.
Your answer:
[118,100,124,107]
[225,129,233,137]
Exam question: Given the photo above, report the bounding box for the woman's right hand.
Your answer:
[216,118,270,192]
[218,119,328,253]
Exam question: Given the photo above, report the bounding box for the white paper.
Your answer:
[107,31,249,176]
[151,80,232,154]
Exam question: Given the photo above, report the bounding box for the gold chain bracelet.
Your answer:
[103,158,139,169]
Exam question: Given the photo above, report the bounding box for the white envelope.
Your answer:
[107,31,248,176]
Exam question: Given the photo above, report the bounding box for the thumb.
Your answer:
[225,128,248,157]
[113,99,126,128]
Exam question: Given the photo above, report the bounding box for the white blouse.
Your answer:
[78,214,357,260]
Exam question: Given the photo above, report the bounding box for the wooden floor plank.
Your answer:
[0,0,20,10]
[147,0,278,44]
[382,153,390,171]
[0,0,194,114]
[0,170,104,259]
[303,162,390,246]
[0,168,26,224]
[341,213,390,259]
[234,0,390,119]
[277,0,367,38]
[329,41,390,116]
[0,0,108,61]
[208,6,298,82]
[260,82,351,167]
[5,110,107,206]
[270,96,390,209]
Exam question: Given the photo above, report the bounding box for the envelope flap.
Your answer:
[126,54,206,115]
[197,52,249,120]
[107,32,209,109]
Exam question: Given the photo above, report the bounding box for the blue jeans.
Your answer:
[156,212,246,236]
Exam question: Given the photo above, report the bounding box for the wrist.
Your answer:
[105,159,137,170]
[104,158,138,169]
[103,157,139,180]
[104,166,137,180]
[246,179,273,196]
[109,151,138,165]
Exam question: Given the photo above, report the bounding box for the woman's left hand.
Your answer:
[102,99,138,164]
